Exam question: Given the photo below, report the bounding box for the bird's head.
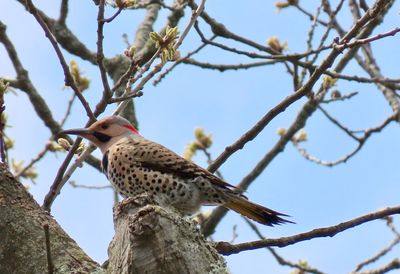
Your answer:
[60,116,140,153]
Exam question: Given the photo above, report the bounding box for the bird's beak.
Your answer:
[60,128,95,138]
[60,128,111,144]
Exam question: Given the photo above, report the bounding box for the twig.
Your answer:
[299,0,346,84]
[348,0,362,23]
[110,58,141,95]
[15,144,50,179]
[42,0,132,211]
[354,221,400,272]
[173,0,205,50]
[355,237,400,272]
[243,218,324,274]
[318,106,359,141]
[206,0,391,174]
[24,0,96,123]
[202,0,394,235]
[229,224,238,244]
[60,94,76,127]
[194,22,330,62]
[43,138,85,211]
[58,0,68,25]
[216,206,400,255]
[15,94,77,178]
[357,41,400,114]
[0,21,101,173]
[102,7,123,23]
[182,59,279,72]
[303,1,323,65]
[200,148,224,179]
[111,0,206,106]
[193,18,400,89]
[0,21,63,136]
[44,0,192,210]
[293,3,329,27]
[112,47,162,103]
[131,2,161,56]
[110,60,162,105]
[154,33,215,85]
[335,27,400,51]
[69,180,112,190]
[321,91,358,103]
[355,258,400,274]
[293,112,397,167]
[43,224,54,274]
[16,0,97,64]
[43,0,207,214]
[95,0,113,113]
[15,89,75,176]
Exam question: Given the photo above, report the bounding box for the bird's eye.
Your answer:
[101,123,109,130]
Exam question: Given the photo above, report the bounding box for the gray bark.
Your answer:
[107,196,229,274]
[0,163,105,274]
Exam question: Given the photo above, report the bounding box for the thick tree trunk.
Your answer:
[0,163,104,274]
[0,164,228,274]
[107,195,229,274]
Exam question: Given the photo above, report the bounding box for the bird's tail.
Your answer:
[224,195,293,226]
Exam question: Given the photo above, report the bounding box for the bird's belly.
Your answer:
[107,163,202,215]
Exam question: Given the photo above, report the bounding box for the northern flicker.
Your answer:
[61,116,292,226]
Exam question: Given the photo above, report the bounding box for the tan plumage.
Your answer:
[61,116,292,226]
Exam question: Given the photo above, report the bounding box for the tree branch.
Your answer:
[216,206,400,255]
[25,0,96,123]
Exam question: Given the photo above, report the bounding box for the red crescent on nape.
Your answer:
[123,124,140,135]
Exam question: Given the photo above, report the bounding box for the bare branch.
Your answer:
[334,27,400,51]
[15,144,50,180]
[173,0,205,50]
[24,0,96,123]
[293,112,397,167]
[318,106,359,140]
[0,21,101,173]
[69,180,112,190]
[354,221,400,272]
[154,35,215,85]
[182,58,279,72]
[322,91,359,103]
[206,0,389,174]
[58,0,69,25]
[95,0,113,111]
[102,7,124,23]
[293,3,329,27]
[202,0,394,235]
[355,238,400,272]
[216,206,400,255]
[42,138,86,211]
[355,259,400,274]
[244,218,324,274]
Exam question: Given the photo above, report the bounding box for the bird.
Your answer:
[61,115,292,226]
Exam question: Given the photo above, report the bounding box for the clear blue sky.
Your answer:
[1,1,400,273]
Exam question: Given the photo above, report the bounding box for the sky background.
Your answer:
[1,0,400,273]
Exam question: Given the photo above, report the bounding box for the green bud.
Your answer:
[57,138,72,151]
[276,127,286,136]
[323,75,337,90]
[149,32,163,47]
[69,60,91,92]
[0,79,9,95]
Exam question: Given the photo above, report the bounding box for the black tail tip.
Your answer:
[262,212,295,226]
